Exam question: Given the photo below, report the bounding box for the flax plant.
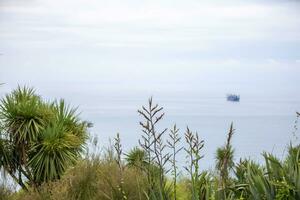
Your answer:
[138,97,171,200]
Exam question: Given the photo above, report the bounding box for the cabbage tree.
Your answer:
[0,86,88,190]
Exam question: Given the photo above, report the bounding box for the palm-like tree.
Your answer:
[125,147,148,170]
[0,86,88,190]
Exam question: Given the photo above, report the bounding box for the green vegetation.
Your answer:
[1,87,300,200]
[0,87,88,191]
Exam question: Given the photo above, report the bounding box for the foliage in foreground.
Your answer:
[0,86,89,190]
[1,87,300,200]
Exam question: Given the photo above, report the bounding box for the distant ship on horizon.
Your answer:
[227,94,240,102]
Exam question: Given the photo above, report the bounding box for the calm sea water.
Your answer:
[80,94,299,170]
[1,83,299,170]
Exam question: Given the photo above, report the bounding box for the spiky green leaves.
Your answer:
[215,146,235,172]
[0,86,88,189]
[242,147,300,200]
[0,86,52,143]
[29,123,83,183]
[125,147,148,169]
[51,99,88,146]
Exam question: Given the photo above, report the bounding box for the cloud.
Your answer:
[267,58,280,65]
[1,0,300,44]
[0,0,300,86]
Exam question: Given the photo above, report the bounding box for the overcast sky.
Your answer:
[0,0,300,95]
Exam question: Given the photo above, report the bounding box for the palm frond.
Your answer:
[29,122,83,183]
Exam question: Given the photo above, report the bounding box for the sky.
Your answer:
[0,0,300,96]
[0,0,300,172]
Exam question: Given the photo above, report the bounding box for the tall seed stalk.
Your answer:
[114,133,127,200]
[293,112,300,141]
[184,127,205,200]
[216,122,235,199]
[167,124,182,200]
[221,123,234,188]
[138,97,171,199]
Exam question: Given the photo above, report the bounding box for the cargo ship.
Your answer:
[227,94,240,102]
